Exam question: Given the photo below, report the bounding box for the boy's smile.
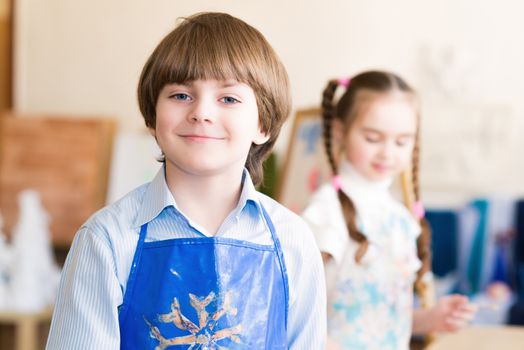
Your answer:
[178,134,225,142]
[177,127,227,143]
[152,79,269,179]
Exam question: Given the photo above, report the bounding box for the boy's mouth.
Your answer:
[180,134,224,142]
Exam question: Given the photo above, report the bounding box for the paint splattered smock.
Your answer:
[303,160,421,350]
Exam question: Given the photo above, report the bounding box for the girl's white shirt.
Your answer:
[302,160,421,349]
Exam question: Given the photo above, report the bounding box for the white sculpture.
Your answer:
[9,190,61,312]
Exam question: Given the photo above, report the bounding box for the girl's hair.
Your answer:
[137,12,291,185]
[321,70,432,294]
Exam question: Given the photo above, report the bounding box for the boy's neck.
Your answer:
[164,164,244,235]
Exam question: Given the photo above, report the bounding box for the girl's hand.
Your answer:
[430,294,478,332]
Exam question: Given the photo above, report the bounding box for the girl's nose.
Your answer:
[379,141,394,158]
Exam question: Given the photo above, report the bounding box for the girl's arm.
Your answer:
[412,294,477,335]
[46,227,122,349]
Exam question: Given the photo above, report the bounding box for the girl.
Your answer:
[302,71,476,349]
[46,12,325,349]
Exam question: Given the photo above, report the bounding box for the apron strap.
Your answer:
[260,204,290,329]
[118,223,148,323]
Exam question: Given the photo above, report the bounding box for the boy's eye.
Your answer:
[171,93,191,101]
[221,96,240,104]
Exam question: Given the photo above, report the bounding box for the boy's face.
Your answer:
[152,79,269,178]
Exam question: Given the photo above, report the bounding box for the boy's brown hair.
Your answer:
[137,12,291,185]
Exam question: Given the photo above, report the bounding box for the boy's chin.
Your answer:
[166,160,244,178]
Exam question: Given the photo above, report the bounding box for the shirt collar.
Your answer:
[235,169,263,218]
[134,165,176,228]
[133,166,261,227]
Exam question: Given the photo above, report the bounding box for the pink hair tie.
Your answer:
[412,201,425,219]
[332,175,342,191]
[337,78,350,87]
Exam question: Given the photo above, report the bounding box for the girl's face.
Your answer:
[340,92,417,182]
[152,79,269,179]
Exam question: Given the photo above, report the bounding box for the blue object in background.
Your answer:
[425,210,459,278]
[515,200,524,298]
[466,199,489,296]
[491,243,510,284]
[508,200,524,325]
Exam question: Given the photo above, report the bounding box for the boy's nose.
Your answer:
[190,114,212,123]
[188,102,215,123]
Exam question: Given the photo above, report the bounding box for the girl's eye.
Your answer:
[396,137,412,147]
[221,96,240,104]
[365,136,380,143]
[171,93,191,101]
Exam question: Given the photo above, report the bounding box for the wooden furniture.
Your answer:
[0,113,116,247]
[426,325,524,350]
[0,308,53,350]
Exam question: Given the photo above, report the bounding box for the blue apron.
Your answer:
[118,206,289,349]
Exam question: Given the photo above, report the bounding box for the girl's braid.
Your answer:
[412,124,432,296]
[321,80,369,263]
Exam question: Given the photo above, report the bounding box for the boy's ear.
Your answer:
[253,130,270,145]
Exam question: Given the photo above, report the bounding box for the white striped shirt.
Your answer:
[46,166,326,349]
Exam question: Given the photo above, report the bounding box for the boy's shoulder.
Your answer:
[257,191,321,266]
[256,191,313,235]
[257,191,302,219]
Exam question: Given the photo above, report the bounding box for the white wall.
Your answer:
[14,0,524,205]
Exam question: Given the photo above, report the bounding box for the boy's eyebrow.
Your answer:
[219,80,241,88]
[169,80,241,88]
[164,82,188,88]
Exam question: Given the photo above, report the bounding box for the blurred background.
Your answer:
[1,0,524,349]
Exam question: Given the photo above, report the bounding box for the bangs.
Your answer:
[152,15,264,87]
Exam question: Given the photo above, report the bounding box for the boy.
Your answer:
[46,12,326,349]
